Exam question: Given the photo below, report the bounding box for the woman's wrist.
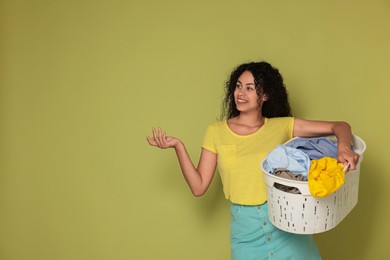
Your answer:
[174,139,184,150]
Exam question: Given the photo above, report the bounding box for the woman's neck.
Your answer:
[234,112,264,127]
[227,112,265,135]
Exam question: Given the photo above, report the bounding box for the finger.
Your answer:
[348,153,360,170]
[157,127,164,146]
[146,135,157,146]
[152,127,162,147]
[158,127,166,148]
[146,136,154,145]
[152,127,157,139]
[349,163,356,171]
[161,130,168,147]
[350,157,358,170]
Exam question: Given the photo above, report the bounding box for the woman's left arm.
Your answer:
[293,118,360,170]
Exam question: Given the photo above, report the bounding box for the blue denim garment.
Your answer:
[263,145,310,176]
[285,137,338,160]
[230,203,321,260]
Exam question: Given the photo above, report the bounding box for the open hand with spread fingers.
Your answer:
[146,127,180,149]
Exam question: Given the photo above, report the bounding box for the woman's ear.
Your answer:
[262,95,268,102]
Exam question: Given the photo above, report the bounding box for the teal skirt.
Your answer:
[230,203,321,260]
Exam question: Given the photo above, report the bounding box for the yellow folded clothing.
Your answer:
[308,157,345,198]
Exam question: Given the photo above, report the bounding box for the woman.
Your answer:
[146,61,360,259]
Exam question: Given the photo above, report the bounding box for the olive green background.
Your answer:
[1,0,389,259]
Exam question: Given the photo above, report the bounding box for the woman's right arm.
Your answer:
[146,127,217,197]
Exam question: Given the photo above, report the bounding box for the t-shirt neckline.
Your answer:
[224,118,269,137]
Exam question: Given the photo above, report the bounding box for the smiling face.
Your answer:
[234,70,267,114]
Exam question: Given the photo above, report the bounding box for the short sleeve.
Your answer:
[201,124,217,153]
[289,117,295,138]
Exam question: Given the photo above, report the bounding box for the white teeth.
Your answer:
[238,99,248,103]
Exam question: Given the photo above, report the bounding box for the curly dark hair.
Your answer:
[221,61,292,119]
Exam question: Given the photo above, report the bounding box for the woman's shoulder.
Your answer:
[266,117,294,129]
[267,116,294,123]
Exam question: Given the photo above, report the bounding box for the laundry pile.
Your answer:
[263,137,350,198]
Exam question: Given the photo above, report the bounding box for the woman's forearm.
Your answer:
[332,121,353,149]
[174,141,204,196]
[173,141,216,197]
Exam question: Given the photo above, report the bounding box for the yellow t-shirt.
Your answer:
[202,117,294,205]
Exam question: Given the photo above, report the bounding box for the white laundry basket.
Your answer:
[261,135,366,234]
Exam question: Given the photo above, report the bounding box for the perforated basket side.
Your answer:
[265,169,359,234]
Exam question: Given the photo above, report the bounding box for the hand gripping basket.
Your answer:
[261,135,366,234]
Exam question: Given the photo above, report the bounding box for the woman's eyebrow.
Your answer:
[237,80,255,86]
